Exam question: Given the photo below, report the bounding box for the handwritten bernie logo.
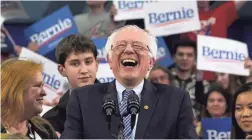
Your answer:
[148,7,195,27]
[29,18,73,47]
[202,46,246,63]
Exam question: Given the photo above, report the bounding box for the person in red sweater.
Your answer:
[181,0,247,41]
[181,0,247,81]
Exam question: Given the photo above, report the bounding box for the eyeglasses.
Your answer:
[111,40,150,52]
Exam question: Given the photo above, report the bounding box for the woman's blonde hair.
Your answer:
[1,58,43,126]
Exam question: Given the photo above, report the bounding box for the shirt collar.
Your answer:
[115,80,144,102]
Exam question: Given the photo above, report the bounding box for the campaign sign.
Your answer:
[92,37,115,83]
[24,5,79,55]
[92,37,173,83]
[19,48,69,107]
[114,0,157,21]
[1,26,16,53]
[197,35,249,76]
[156,37,174,67]
[144,1,200,36]
[202,117,232,139]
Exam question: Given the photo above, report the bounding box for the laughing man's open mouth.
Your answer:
[121,59,138,67]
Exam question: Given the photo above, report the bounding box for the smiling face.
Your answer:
[23,72,46,117]
[235,91,252,133]
[174,46,195,72]
[108,27,155,87]
[207,91,227,118]
[58,52,98,88]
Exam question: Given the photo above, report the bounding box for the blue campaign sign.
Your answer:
[156,37,174,68]
[92,37,108,64]
[1,27,15,54]
[92,37,173,67]
[202,117,232,139]
[24,5,79,55]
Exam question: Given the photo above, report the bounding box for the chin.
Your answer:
[121,74,137,80]
[37,106,43,112]
[79,83,90,87]
[242,128,252,133]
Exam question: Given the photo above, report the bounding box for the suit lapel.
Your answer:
[105,81,121,138]
[135,80,160,139]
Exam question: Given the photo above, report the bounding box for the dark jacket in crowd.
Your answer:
[42,79,100,133]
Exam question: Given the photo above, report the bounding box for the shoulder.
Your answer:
[150,82,189,105]
[30,116,58,139]
[153,83,187,97]
[214,1,235,13]
[72,82,110,97]
[74,13,88,21]
[30,116,53,129]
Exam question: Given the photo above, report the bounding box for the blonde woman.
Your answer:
[1,58,57,139]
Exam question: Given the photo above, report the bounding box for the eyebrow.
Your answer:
[236,103,252,106]
[84,57,94,60]
[68,57,94,62]
[34,81,44,86]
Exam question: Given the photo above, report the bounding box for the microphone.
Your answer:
[102,94,116,131]
[127,93,140,130]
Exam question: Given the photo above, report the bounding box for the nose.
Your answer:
[213,101,220,106]
[182,55,188,60]
[80,63,88,74]
[242,108,251,117]
[123,43,135,54]
[41,87,47,97]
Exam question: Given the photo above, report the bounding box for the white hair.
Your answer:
[104,25,158,61]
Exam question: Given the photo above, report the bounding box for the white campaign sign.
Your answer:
[144,1,200,36]
[96,63,115,83]
[19,48,69,107]
[114,0,157,21]
[197,35,249,76]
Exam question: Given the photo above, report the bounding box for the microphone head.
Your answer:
[127,93,140,115]
[102,94,116,115]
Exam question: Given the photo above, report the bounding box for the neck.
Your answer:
[211,114,225,118]
[177,69,192,80]
[120,79,143,89]
[4,120,28,135]
[88,5,105,15]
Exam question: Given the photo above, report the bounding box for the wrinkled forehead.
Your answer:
[113,27,149,45]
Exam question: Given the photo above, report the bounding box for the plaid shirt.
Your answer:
[171,68,209,120]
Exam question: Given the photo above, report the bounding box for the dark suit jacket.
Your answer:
[61,80,197,139]
[42,79,100,133]
[42,90,70,133]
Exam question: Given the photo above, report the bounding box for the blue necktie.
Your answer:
[120,89,134,139]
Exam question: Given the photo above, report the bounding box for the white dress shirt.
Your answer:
[115,80,144,139]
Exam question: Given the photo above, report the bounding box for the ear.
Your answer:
[58,64,67,77]
[148,57,155,71]
[107,55,113,70]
